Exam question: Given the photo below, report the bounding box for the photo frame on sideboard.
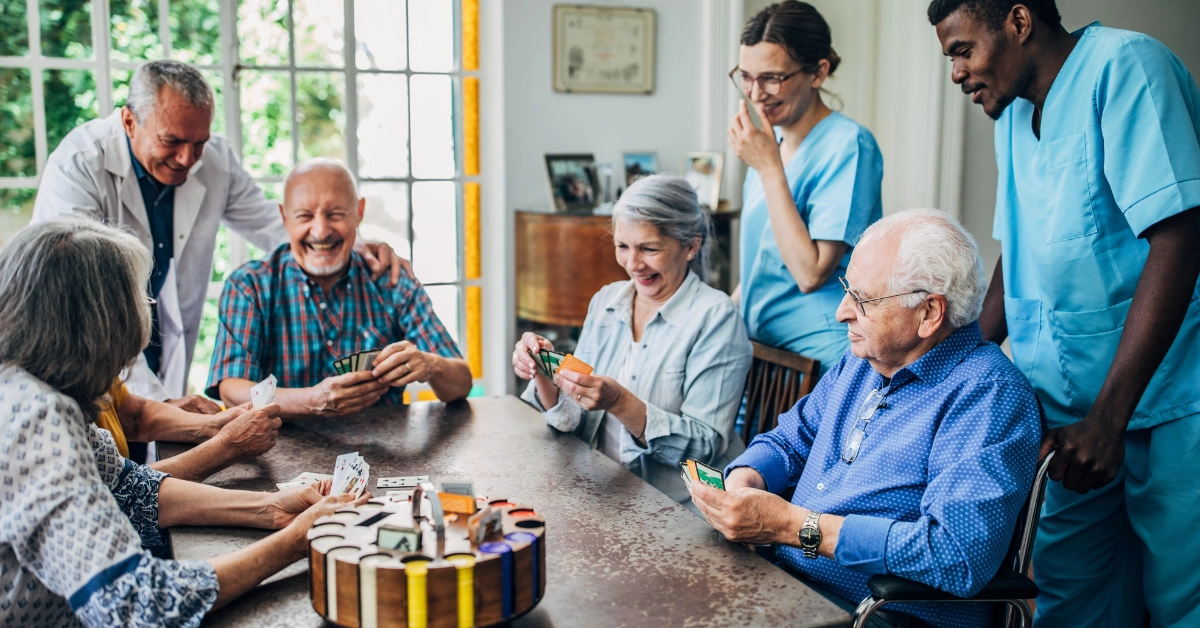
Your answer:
[683,152,724,210]
[622,152,658,187]
[544,153,600,212]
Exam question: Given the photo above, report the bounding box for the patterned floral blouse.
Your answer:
[0,366,220,627]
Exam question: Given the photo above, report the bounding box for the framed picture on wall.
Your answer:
[622,152,658,187]
[544,153,600,212]
[552,5,656,94]
[683,152,724,210]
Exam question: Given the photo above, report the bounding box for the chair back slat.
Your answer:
[740,341,819,445]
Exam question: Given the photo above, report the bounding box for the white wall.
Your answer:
[959,0,1200,272]
[503,0,708,211]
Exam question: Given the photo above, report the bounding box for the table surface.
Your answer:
[162,395,849,628]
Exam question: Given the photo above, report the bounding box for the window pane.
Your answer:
[0,69,36,178]
[44,70,98,154]
[111,68,132,108]
[202,70,225,135]
[40,0,93,59]
[170,0,220,65]
[211,223,232,282]
[0,1,29,56]
[240,70,292,177]
[424,284,461,347]
[359,181,410,260]
[355,0,406,70]
[189,296,220,396]
[408,1,453,72]
[357,74,407,178]
[0,189,37,247]
[110,0,161,62]
[412,181,458,283]
[410,74,455,179]
[296,72,345,163]
[294,0,344,68]
[239,0,288,67]
[248,182,281,260]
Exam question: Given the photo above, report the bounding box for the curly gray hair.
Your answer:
[856,208,986,329]
[0,220,153,421]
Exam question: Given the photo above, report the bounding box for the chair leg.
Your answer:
[1003,599,1033,628]
[853,596,888,628]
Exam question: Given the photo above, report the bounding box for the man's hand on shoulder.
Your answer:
[308,371,390,416]
[166,394,223,415]
[354,240,411,287]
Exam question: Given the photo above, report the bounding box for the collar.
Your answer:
[887,321,984,387]
[604,271,700,328]
[282,246,366,291]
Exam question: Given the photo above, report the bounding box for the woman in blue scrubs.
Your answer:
[730,1,883,375]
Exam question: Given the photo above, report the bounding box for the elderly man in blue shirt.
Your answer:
[690,209,1042,628]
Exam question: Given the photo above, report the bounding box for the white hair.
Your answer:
[126,60,214,124]
[612,174,713,277]
[856,208,986,329]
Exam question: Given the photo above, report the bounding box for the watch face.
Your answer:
[799,527,820,548]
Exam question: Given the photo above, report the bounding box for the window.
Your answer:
[0,0,484,398]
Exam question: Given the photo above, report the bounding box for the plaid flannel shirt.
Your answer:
[206,244,462,405]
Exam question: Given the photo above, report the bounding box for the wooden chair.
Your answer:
[740,341,820,445]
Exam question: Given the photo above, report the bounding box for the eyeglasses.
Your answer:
[729,66,803,96]
[842,389,886,463]
[838,277,928,316]
[145,295,157,305]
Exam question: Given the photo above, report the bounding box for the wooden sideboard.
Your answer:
[515,210,628,327]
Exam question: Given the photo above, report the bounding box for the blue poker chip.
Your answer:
[505,532,538,544]
[479,541,512,554]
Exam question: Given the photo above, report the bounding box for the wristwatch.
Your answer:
[798,511,822,559]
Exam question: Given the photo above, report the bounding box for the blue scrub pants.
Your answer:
[1033,414,1200,627]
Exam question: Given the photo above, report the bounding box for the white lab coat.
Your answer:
[31,111,288,399]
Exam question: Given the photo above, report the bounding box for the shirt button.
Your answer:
[325,340,333,347]
[319,302,326,309]
[817,483,825,490]
[157,243,163,248]
[631,375,637,380]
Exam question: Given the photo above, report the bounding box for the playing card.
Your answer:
[333,452,360,495]
[351,351,364,372]
[440,480,474,497]
[559,353,593,375]
[351,462,370,498]
[276,471,334,490]
[378,475,430,489]
[359,350,380,371]
[250,374,277,409]
[540,349,566,376]
[692,460,726,491]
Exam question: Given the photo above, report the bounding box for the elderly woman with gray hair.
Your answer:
[0,220,362,627]
[513,175,753,505]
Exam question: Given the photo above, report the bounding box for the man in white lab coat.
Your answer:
[32,60,405,411]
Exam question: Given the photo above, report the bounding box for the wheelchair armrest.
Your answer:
[866,570,1039,602]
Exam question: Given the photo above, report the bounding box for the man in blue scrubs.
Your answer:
[930,1,1200,626]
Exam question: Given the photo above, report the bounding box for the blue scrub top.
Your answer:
[739,111,883,373]
[995,23,1200,431]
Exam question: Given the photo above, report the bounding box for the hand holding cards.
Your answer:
[527,348,593,386]
[331,350,381,375]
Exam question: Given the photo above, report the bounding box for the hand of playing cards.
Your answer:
[527,348,593,387]
[681,459,726,491]
[332,451,370,498]
[331,350,381,375]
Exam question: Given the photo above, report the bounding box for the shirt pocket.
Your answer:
[1003,296,1045,384]
[1050,297,1131,412]
[1036,133,1099,261]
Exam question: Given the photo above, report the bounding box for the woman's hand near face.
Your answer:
[729,99,783,176]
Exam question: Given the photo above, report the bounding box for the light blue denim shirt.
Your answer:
[522,271,753,503]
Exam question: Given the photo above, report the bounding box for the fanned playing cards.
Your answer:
[332,350,381,375]
[332,452,369,498]
[527,349,593,386]
[250,374,277,408]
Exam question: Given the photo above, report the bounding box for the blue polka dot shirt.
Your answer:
[728,322,1041,628]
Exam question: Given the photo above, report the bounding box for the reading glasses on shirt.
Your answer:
[838,276,928,316]
[843,388,886,463]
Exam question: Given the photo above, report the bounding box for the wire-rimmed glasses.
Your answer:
[838,276,928,316]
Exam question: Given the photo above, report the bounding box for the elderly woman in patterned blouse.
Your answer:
[0,220,363,627]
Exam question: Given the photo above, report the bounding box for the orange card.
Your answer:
[686,459,699,482]
[438,492,478,515]
[559,353,593,376]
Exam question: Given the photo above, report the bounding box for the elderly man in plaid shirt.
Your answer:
[206,159,472,416]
